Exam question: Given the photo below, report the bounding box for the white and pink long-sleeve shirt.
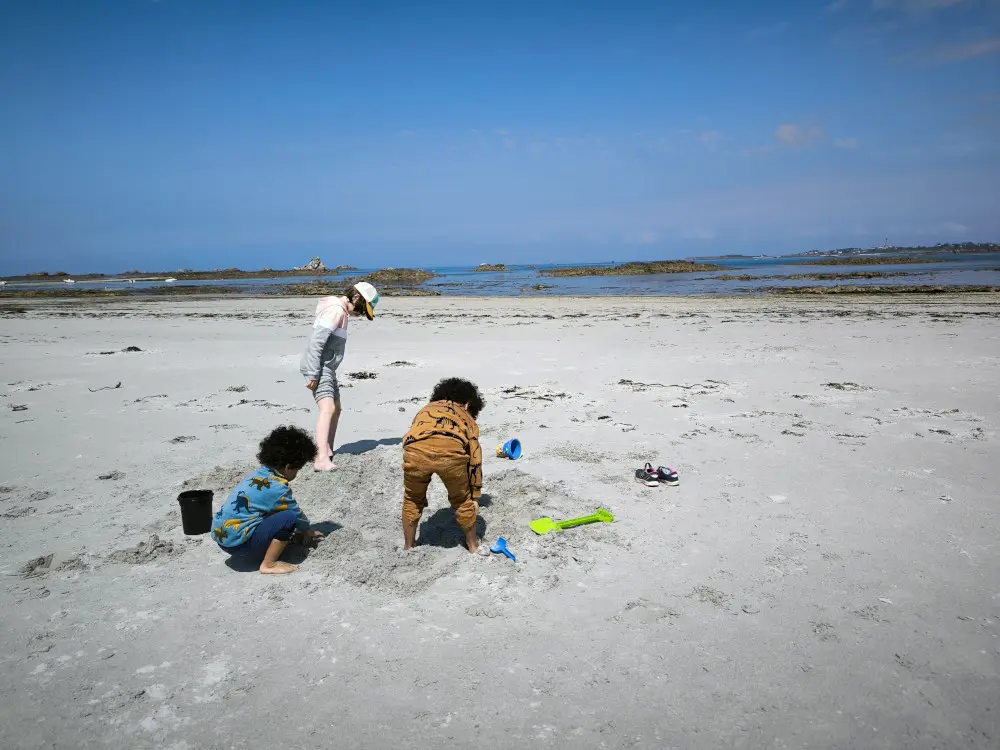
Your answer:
[299,296,351,380]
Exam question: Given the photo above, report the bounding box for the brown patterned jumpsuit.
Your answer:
[402,400,483,531]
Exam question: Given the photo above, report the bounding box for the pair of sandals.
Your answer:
[635,463,679,487]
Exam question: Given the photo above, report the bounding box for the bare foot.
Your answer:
[259,561,297,575]
[464,528,479,554]
[313,458,337,472]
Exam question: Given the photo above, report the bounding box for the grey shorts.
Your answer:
[314,367,340,403]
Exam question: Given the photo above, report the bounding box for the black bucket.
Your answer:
[177,489,214,535]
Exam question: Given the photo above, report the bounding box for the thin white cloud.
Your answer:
[741,144,777,156]
[798,227,833,237]
[747,21,791,40]
[873,0,966,11]
[933,37,1000,61]
[898,36,1000,65]
[643,137,675,156]
[834,137,860,148]
[826,0,850,12]
[682,228,716,240]
[699,130,724,145]
[774,123,826,147]
[940,221,969,235]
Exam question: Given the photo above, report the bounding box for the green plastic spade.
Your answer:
[529,508,614,536]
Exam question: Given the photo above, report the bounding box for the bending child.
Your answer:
[402,378,485,553]
[300,281,380,471]
[212,425,325,574]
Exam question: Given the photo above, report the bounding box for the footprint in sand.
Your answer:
[811,621,840,642]
[610,598,680,626]
[823,382,874,392]
[1,506,36,519]
[19,554,55,578]
[107,535,182,565]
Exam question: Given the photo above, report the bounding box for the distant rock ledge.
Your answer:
[540,261,723,277]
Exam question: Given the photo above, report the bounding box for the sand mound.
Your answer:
[190,444,626,600]
[183,463,256,498]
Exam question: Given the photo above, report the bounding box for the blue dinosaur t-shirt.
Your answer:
[212,467,303,548]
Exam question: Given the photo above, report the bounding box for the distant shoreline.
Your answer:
[693,242,1000,261]
[2,250,997,299]
[4,242,999,281]
[2,284,998,304]
[0,268,351,283]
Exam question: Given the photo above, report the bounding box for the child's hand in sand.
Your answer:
[293,529,325,546]
[305,379,318,392]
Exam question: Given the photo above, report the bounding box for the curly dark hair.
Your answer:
[257,425,316,470]
[430,377,485,419]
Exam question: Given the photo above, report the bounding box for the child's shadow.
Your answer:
[417,494,492,549]
[223,521,342,572]
[337,437,403,455]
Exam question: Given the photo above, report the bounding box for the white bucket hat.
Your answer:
[353,281,379,320]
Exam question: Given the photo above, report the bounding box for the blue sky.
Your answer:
[1,0,998,273]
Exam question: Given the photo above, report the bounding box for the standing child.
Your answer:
[212,425,325,575]
[300,281,379,471]
[401,378,485,553]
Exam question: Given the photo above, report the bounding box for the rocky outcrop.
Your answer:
[348,268,436,285]
[294,257,327,272]
[280,280,441,297]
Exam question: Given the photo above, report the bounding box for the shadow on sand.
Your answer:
[336,437,403,455]
[415,493,492,550]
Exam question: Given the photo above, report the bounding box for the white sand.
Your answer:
[1,294,998,749]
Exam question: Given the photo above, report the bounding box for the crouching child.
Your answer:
[402,378,485,553]
[212,425,325,574]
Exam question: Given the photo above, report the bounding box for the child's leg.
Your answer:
[313,397,338,471]
[245,509,299,574]
[327,397,342,457]
[439,458,480,553]
[401,448,432,550]
[260,538,295,575]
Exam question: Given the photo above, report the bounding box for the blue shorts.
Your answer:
[219,509,298,560]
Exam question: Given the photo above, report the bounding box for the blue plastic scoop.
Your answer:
[490,536,516,561]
